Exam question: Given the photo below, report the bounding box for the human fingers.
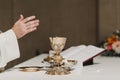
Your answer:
[26,21,39,30]
[20,14,24,20]
[26,20,39,27]
[26,27,37,34]
[17,14,24,22]
[15,14,24,23]
[22,16,36,23]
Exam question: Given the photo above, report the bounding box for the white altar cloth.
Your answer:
[0,54,120,80]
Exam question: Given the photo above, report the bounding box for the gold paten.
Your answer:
[19,67,40,72]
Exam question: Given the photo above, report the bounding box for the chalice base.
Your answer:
[45,66,70,75]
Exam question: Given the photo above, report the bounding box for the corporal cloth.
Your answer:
[0,29,20,67]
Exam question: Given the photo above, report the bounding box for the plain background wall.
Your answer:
[99,0,120,41]
[1,0,119,68]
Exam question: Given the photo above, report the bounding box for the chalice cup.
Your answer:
[45,37,70,75]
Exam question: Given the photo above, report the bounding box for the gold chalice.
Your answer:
[45,37,70,75]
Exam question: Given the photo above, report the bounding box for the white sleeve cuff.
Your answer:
[0,29,20,67]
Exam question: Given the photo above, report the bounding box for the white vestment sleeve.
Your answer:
[0,29,20,67]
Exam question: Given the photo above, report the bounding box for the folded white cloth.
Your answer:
[0,29,20,67]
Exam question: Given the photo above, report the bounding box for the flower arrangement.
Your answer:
[99,29,120,56]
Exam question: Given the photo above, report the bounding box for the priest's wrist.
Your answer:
[12,28,23,39]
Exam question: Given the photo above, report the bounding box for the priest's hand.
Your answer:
[12,14,39,39]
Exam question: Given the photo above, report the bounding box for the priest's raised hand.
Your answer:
[12,15,39,39]
[0,15,39,70]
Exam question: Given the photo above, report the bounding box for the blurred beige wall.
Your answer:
[99,0,120,41]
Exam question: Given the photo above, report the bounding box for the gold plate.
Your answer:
[19,67,40,72]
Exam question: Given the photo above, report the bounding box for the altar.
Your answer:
[0,53,120,80]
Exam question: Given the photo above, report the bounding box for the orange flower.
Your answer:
[107,35,118,45]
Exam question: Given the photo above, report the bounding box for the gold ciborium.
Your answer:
[45,37,70,75]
